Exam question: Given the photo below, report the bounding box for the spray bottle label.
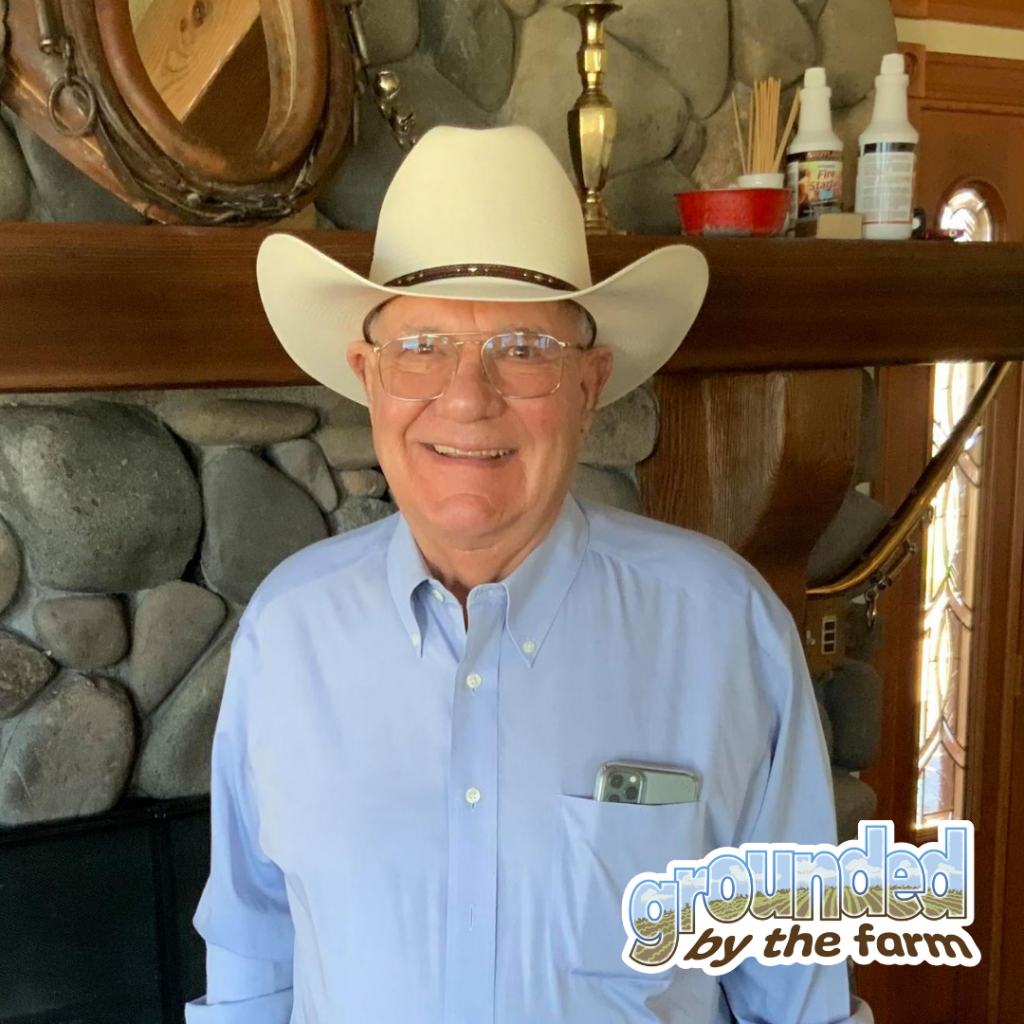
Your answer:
[785,150,843,222]
[855,142,917,227]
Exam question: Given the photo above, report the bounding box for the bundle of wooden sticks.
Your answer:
[731,78,801,177]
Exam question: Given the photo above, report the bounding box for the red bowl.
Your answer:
[675,188,790,237]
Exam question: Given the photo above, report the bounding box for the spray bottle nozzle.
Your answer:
[880,53,906,77]
[803,67,827,89]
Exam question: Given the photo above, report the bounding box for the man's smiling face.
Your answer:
[346,295,613,553]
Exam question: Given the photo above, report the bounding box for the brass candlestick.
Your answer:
[564,1,625,236]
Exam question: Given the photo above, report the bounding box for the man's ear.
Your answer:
[346,338,374,404]
[578,346,614,435]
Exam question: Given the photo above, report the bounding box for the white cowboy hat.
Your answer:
[256,124,709,409]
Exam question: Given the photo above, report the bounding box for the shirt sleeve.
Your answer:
[184,622,296,1024]
[719,593,876,1024]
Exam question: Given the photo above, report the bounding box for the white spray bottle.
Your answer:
[855,53,919,240]
[785,67,843,228]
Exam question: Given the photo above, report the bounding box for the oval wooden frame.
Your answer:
[0,0,354,223]
[93,0,328,185]
[60,0,354,222]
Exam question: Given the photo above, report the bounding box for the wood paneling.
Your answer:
[922,52,1024,110]
[916,108,1024,237]
[894,0,1024,27]
[638,371,861,624]
[931,0,1024,30]
[857,364,933,1022]
[0,223,1023,394]
[892,0,930,20]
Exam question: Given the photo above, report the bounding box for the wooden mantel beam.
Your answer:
[0,222,1022,394]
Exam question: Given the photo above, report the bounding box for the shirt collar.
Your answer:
[386,492,590,666]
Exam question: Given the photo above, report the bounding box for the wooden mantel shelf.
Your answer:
[0,221,1022,392]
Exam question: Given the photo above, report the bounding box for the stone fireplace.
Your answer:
[0,384,654,826]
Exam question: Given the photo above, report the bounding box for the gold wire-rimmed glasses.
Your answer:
[368,330,588,401]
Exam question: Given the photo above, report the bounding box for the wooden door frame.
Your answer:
[863,362,1022,1024]
[892,0,1024,31]
[856,42,1024,1024]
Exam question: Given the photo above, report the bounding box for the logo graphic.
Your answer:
[621,820,979,974]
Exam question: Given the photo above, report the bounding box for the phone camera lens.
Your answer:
[610,773,623,788]
[624,785,639,801]
[608,794,621,802]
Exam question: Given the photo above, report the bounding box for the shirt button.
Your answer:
[465,787,481,805]
[522,639,536,654]
[410,632,420,646]
[432,589,445,602]
[466,672,482,690]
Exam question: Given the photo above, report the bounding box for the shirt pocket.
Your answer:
[552,794,707,979]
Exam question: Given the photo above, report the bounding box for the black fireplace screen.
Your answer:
[0,795,211,1024]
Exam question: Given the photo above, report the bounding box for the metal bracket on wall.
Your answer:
[338,0,420,152]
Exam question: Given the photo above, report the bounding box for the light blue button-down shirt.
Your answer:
[184,493,873,1024]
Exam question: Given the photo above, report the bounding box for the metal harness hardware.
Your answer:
[34,0,96,137]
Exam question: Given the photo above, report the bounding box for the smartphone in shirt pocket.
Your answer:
[552,760,705,979]
[593,760,701,805]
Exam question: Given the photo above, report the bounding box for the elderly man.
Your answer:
[185,126,872,1024]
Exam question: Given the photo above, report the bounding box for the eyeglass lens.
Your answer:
[378,332,566,400]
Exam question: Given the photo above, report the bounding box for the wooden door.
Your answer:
[859,45,1024,1024]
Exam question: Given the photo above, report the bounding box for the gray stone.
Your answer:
[132,632,234,798]
[323,395,372,428]
[0,671,134,825]
[317,425,379,470]
[853,367,881,487]
[817,0,898,108]
[831,768,878,845]
[499,0,539,14]
[318,53,492,231]
[13,121,146,224]
[732,0,816,86]
[500,8,689,180]
[315,208,338,230]
[0,516,20,617]
[671,117,706,177]
[161,398,318,446]
[571,464,643,515]
[808,489,891,587]
[361,0,419,63]
[0,631,56,719]
[421,0,515,112]
[694,83,750,190]
[33,596,128,670]
[833,94,875,212]
[128,581,226,717]
[795,0,829,23]
[604,161,691,236]
[0,400,202,592]
[606,0,730,118]
[267,439,339,513]
[0,119,31,221]
[580,383,659,465]
[817,698,834,760]
[825,657,882,771]
[328,497,397,535]
[338,469,388,499]
[201,451,328,604]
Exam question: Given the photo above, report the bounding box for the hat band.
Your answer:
[384,263,579,291]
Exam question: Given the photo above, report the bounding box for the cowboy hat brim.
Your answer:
[256,233,709,409]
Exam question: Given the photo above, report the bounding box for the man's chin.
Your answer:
[422,493,518,542]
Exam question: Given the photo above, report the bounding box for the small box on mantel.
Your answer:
[815,212,865,240]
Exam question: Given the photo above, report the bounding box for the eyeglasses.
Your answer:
[368,330,587,401]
